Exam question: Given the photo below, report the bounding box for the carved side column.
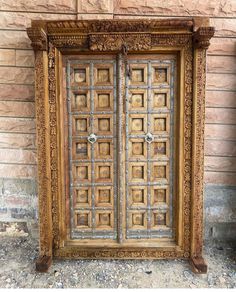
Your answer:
[190,27,214,274]
[27,27,53,272]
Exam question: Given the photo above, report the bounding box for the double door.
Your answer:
[66,53,176,246]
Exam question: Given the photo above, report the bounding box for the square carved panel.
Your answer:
[74,68,86,83]
[129,115,146,134]
[152,114,169,134]
[96,212,113,228]
[153,93,167,108]
[72,91,89,111]
[151,140,169,158]
[129,90,147,110]
[152,163,168,182]
[73,116,90,135]
[73,140,90,160]
[130,187,147,206]
[129,139,146,159]
[129,212,146,229]
[152,212,167,227]
[95,140,112,159]
[94,65,113,85]
[74,188,91,207]
[130,163,146,182]
[151,187,168,206]
[95,187,112,206]
[75,211,91,228]
[94,115,113,135]
[152,67,169,84]
[129,64,147,85]
[95,163,112,182]
[74,163,91,183]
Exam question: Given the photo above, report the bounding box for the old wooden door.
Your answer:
[65,53,176,247]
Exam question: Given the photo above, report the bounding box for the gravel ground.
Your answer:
[0,232,235,288]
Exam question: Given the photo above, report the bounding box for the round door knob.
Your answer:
[145,132,154,144]
[87,133,97,144]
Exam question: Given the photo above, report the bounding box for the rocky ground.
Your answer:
[0,229,235,288]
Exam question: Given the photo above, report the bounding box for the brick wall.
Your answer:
[0,0,235,242]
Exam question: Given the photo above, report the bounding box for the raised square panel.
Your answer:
[94,65,113,85]
[154,165,166,179]
[152,212,167,227]
[152,89,170,109]
[97,69,110,83]
[151,139,169,158]
[129,89,147,110]
[76,118,87,132]
[129,139,146,160]
[72,91,89,111]
[132,69,144,82]
[151,187,168,206]
[130,163,146,182]
[98,118,110,131]
[74,68,86,83]
[129,115,146,134]
[95,163,112,182]
[94,90,113,111]
[129,64,147,85]
[74,211,91,228]
[71,64,89,86]
[154,118,166,131]
[94,115,113,135]
[95,187,113,206]
[73,163,91,183]
[96,212,113,228]
[152,114,169,134]
[73,140,90,160]
[129,187,147,206]
[95,140,113,159]
[76,165,88,179]
[74,188,91,207]
[129,211,146,229]
[152,66,170,85]
[152,162,169,182]
[73,116,90,135]
[98,93,110,108]
[153,93,166,107]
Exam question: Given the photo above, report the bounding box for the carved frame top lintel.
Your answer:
[27,18,214,52]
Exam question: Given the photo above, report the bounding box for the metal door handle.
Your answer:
[87,133,97,144]
[145,132,154,144]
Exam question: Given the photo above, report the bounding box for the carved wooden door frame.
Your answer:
[27,18,214,273]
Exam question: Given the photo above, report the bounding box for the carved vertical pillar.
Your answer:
[190,27,215,273]
[27,28,53,272]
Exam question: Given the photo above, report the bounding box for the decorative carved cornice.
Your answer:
[44,19,194,34]
[89,33,151,51]
[193,27,215,49]
[27,27,47,51]
[49,35,88,49]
